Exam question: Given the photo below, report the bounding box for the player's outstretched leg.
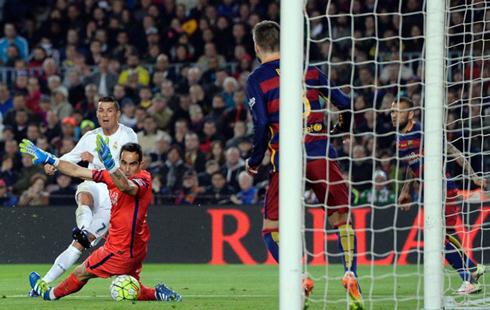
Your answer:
[263,229,279,262]
[155,283,182,301]
[342,271,364,310]
[29,272,55,300]
[445,235,484,294]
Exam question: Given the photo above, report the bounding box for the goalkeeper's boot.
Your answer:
[342,271,364,310]
[28,288,40,297]
[72,227,91,249]
[155,283,182,301]
[454,281,482,295]
[302,276,314,309]
[29,272,55,300]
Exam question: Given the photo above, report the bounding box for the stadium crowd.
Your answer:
[0,0,487,206]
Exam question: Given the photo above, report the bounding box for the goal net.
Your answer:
[298,0,490,309]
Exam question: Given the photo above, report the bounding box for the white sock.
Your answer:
[43,245,82,284]
[75,205,93,229]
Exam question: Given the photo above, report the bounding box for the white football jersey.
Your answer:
[61,123,138,169]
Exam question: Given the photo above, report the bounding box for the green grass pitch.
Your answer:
[0,264,487,309]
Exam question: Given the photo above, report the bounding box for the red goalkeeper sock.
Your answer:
[138,283,157,300]
[53,272,86,299]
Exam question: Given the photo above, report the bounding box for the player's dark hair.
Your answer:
[252,20,280,53]
[120,143,143,163]
[397,96,414,109]
[98,96,120,111]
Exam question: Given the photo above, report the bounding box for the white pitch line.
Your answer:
[4,294,277,299]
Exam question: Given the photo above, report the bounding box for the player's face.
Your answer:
[119,151,143,179]
[391,101,412,130]
[97,101,121,133]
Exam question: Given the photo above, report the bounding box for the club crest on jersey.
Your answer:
[113,142,118,150]
[110,190,119,206]
[408,140,414,147]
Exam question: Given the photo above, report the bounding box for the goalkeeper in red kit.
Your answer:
[245,21,363,309]
[20,136,181,302]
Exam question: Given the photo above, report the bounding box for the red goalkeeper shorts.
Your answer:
[445,188,460,228]
[84,245,147,280]
[264,158,349,220]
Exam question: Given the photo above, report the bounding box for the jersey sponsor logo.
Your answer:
[305,123,323,133]
[248,97,256,109]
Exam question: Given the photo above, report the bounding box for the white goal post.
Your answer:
[279,0,490,309]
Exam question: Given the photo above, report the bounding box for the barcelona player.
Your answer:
[245,21,363,309]
[20,137,181,302]
[392,96,487,294]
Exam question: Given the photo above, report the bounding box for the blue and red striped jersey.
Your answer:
[395,121,457,190]
[246,58,351,172]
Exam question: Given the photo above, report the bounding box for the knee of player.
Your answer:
[73,264,91,282]
[77,192,95,207]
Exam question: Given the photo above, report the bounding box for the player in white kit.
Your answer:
[29,96,138,296]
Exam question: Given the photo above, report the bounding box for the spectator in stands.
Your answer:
[148,132,172,168]
[185,131,207,173]
[119,98,137,128]
[230,171,257,205]
[4,92,27,127]
[223,90,248,138]
[49,173,76,206]
[17,173,49,206]
[0,154,18,188]
[147,93,174,133]
[0,82,13,119]
[351,145,373,192]
[67,70,85,105]
[198,159,220,192]
[158,145,187,196]
[137,115,166,154]
[13,71,28,95]
[47,75,61,97]
[132,106,146,133]
[221,76,239,108]
[13,108,30,142]
[189,84,209,111]
[203,170,235,205]
[175,169,203,205]
[358,170,396,206]
[188,104,204,134]
[73,84,97,122]
[26,77,42,114]
[4,45,22,68]
[197,42,226,68]
[226,120,248,148]
[26,122,41,143]
[0,178,17,206]
[224,146,245,192]
[51,86,73,120]
[13,153,44,195]
[161,80,180,111]
[43,109,61,143]
[118,53,150,86]
[0,23,29,62]
[153,54,176,83]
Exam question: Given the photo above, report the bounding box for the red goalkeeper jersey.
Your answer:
[92,169,152,258]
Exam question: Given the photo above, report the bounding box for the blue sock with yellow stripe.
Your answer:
[263,229,280,263]
[336,223,358,277]
[445,235,477,282]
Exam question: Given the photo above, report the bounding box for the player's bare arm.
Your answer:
[399,167,414,211]
[80,151,95,163]
[56,160,94,180]
[447,143,487,188]
[109,165,138,196]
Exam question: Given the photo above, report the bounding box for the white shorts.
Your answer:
[75,181,112,247]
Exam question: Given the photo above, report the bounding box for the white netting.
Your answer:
[300,0,490,309]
